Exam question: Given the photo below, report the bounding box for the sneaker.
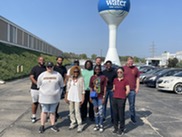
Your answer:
[51,125,59,132]
[77,125,83,133]
[99,125,104,132]
[39,126,45,133]
[93,125,99,131]
[112,129,118,135]
[69,124,77,130]
[31,117,36,123]
[117,130,124,136]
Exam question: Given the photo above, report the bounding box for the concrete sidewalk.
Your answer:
[0,78,160,137]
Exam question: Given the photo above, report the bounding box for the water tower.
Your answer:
[98,0,130,66]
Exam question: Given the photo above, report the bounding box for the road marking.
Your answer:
[138,108,164,137]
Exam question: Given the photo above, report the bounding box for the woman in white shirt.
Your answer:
[65,66,85,133]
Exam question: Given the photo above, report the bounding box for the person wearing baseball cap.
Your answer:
[37,61,64,133]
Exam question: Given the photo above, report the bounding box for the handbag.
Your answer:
[90,91,98,99]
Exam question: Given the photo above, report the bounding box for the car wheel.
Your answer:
[174,83,182,94]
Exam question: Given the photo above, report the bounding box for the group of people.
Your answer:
[29,56,140,136]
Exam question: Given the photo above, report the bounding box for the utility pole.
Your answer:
[100,49,102,58]
[150,41,155,57]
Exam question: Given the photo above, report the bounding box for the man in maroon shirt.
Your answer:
[123,56,140,124]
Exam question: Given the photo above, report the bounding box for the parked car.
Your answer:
[144,68,182,87]
[140,68,164,84]
[143,68,166,84]
[139,66,156,74]
[156,71,182,94]
[137,65,154,69]
[138,65,155,74]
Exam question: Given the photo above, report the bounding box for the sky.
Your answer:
[1,0,182,58]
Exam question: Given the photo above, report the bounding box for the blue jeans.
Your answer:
[103,90,113,121]
[128,90,136,122]
[92,98,103,126]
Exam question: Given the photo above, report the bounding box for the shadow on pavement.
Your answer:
[125,110,152,133]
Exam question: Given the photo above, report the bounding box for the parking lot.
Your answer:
[0,78,182,137]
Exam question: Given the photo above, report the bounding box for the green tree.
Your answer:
[79,54,87,59]
[91,54,97,60]
[62,52,70,58]
[176,60,182,68]
[168,57,179,68]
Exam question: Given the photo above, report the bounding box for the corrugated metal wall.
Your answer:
[0,16,62,56]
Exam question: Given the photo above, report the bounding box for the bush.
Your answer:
[0,43,69,81]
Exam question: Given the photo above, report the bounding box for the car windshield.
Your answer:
[144,68,160,74]
[145,69,155,74]
[153,68,165,74]
[173,71,182,77]
[155,69,169,75]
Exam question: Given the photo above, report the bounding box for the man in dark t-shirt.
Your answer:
[102,60,117,123]
[54,56,67,80]
[30,57,46,123]
[53,56,67,120]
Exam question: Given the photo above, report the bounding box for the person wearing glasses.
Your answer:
[37,62,64,133]
[65,66,85,133]
[112,67,130,136]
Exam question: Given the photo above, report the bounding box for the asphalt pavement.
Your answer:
[0,77,182,137]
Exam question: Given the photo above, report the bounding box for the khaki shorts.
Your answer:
[30,89,39,103]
